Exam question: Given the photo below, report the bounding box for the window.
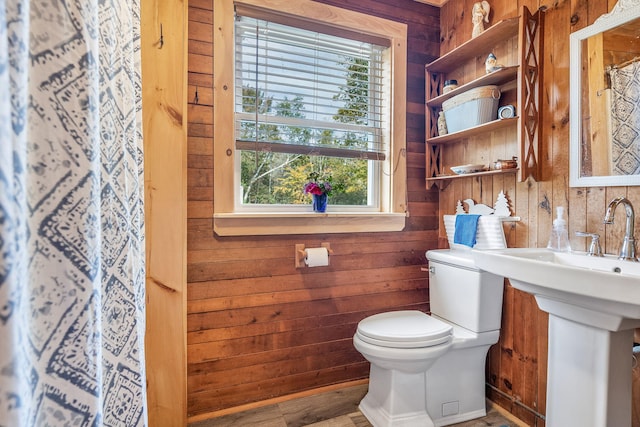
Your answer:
[235,14,387,210]
[213,0,407,235]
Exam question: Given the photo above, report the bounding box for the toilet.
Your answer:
[353,216,506,427]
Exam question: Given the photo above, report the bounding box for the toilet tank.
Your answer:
[426,250,504,333]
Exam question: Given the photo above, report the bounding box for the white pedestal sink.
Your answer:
[472,248,640,427]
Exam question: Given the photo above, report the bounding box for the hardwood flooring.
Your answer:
[189,384,529,427]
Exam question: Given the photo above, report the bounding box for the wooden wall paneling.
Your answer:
[187,263,429,301]
[535,0,558,312]
[491,129,508,169]
[494,280,515,411]
[188,274,429,317]
[187,0,442,420]
[510,287,528,423]
[514,289,540,425]
[188,338,358,376]
[533,188,549,426]
[477,174,493,208]
[568,0,590,253]
[537,55,556,427]
[473,136,493,180]
[584,187,608,250]
[188,297,428,349]
[188,345,365,392]
[461,0,476,41]
[600,0,616,22]
[549,0,571,230]
[188,361,371,415]
[493,179,517,417]
[581,0,611,257]
[460,173,474,208]
[141,0,189,425]
[569,187,588,250]
[497,180,527,417]
[438,0,458,54]
[491,0,519,21]
[502,179,518,240]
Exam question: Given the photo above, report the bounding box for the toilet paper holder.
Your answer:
[295,242,333,268]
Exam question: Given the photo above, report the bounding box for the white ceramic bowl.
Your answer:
[450,164,487,174]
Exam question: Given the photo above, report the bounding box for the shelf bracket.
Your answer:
[518,6,544,182]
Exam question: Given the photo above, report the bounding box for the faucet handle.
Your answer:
[576,231,603,257]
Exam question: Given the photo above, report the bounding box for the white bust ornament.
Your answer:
[471,1,491,38]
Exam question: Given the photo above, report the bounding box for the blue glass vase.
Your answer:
[312,193,328,213]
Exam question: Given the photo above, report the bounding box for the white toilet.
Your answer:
[353,216,506,427]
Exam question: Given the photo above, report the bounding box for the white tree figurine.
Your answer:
[494,190,511,217]
[455,200,466,214]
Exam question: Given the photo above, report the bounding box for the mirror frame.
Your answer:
[569,0,640,187]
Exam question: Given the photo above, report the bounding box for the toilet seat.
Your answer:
[356,310,452,348]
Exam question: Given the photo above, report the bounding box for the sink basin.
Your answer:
[472,248,640,330]
[473,247,640,426]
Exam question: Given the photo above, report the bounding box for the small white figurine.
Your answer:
[472,1,491,38]
[485,53,498,74]
[437,111,448,136]
[464,198,495,215]
[493,190,512,217]
[455,200,466,214]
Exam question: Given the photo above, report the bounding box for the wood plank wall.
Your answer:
[439,0,640,425]
[186,0,441,420]
[141,0,188,425]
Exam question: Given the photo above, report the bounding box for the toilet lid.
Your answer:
[356,310,452,348]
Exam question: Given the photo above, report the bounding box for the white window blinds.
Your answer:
[234,13,388,161]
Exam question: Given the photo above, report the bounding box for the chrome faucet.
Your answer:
[575,231,603,256]
[603,196,638,262]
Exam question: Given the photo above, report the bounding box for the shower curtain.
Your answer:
[610,60,640,175]
[0,1,147,426]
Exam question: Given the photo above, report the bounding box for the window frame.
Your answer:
[213,0,408,236]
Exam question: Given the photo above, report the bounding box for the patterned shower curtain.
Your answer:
[610,61,640,175]
[0,1,147,426]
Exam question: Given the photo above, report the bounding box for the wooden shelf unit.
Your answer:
[426,117,518,145]
[426,18,520,73]
[425,6,544,188]
[427,168,519,190]
[426,66,519,110]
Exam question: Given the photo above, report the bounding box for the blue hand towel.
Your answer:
[454,214,481,247]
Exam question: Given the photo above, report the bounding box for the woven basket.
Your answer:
[442,85,501,133]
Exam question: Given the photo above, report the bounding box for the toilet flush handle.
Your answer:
[429,266,436,274]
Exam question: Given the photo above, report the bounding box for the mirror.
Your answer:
[570,0,640,186]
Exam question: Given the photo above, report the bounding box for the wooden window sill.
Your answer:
[213,212,407,236]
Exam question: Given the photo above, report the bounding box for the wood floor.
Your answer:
[189,384,529,427]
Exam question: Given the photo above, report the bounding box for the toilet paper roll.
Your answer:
[304,247,329,267]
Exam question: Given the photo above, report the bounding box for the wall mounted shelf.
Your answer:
[426,66,519,109]
[426,117,518,145]
[425,6,544,189]
[426,168,519,190]
[426,18,520,73]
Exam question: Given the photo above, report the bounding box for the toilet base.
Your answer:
[425,327,499,426]
[359,398,435,427]
[431,408,486,427]
[359,365,435,427]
